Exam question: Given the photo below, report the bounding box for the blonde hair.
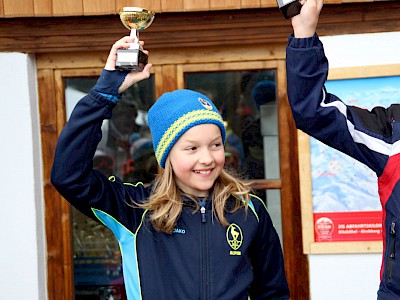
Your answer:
[137,158,252,233]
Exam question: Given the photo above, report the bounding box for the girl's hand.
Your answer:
[291,0,324,38]
[105,36,152,94]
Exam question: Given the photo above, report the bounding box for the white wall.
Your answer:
[0,53,46,299]
[309,254,381,300]
[321,32,400,68]
[306,32,400,300]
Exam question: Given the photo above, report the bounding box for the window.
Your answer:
[65,76,155,299]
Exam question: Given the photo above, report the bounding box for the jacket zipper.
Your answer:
[388,221,396,280]
[201,206,206,223]
[200,202,208,300]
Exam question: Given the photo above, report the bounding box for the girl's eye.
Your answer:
[212,143,222,149]
[186,146,197,151]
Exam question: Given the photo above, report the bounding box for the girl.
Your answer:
[51,36,289,300]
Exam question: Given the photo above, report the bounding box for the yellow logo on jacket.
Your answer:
[226,223,243,256]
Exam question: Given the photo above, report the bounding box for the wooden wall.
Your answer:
[0,0,393,18]
[1,2,399,54]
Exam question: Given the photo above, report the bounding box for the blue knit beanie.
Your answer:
[148,89,226,169]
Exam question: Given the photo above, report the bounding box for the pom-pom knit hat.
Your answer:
[148,89,226,169]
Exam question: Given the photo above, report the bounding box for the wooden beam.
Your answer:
[0,3,399,54]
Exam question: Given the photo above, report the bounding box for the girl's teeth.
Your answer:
[196,170,210,174]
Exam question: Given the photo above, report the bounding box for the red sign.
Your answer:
[314,211,383,242]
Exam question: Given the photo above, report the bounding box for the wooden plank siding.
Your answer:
[52,0,83,17]
[0,0,395,17]
[210,0,242,10]
[261,0,279,6]
[34,0,52,16]
[0,2,399,54]
[82,0,117,16]
[3,0,34,17]
[242,0,262,9]
[160,0,184,12]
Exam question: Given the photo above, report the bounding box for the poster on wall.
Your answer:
[312,75,400,242]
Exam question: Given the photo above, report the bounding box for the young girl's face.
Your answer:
[169,123,225,197]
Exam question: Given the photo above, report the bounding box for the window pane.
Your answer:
[185,70,283,241]
[65,76,156,299]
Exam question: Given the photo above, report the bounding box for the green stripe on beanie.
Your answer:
[148,89,226,169]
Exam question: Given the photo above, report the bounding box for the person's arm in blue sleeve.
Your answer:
[286,0,390,174]
[286,0,334,137]
[51,37,152,216]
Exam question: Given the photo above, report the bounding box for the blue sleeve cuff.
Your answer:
[287,33,320,48]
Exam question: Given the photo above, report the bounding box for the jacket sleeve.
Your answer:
[248,197,290,300]
[51,89,147,225]
[286,33,391,175]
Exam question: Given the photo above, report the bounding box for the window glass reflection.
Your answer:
[65,76,155,299]
[185,70,279,181]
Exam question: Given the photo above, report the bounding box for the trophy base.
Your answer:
[277,0,302,19]
[116,48,148,71]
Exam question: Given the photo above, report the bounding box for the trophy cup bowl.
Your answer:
[116,7,155,71]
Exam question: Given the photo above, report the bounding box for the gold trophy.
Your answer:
[116,7,155,71]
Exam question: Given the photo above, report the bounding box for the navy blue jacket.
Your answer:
[51,89,290,300]
[287,33,400,300]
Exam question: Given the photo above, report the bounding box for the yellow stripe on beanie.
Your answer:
[155,109,224,166]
